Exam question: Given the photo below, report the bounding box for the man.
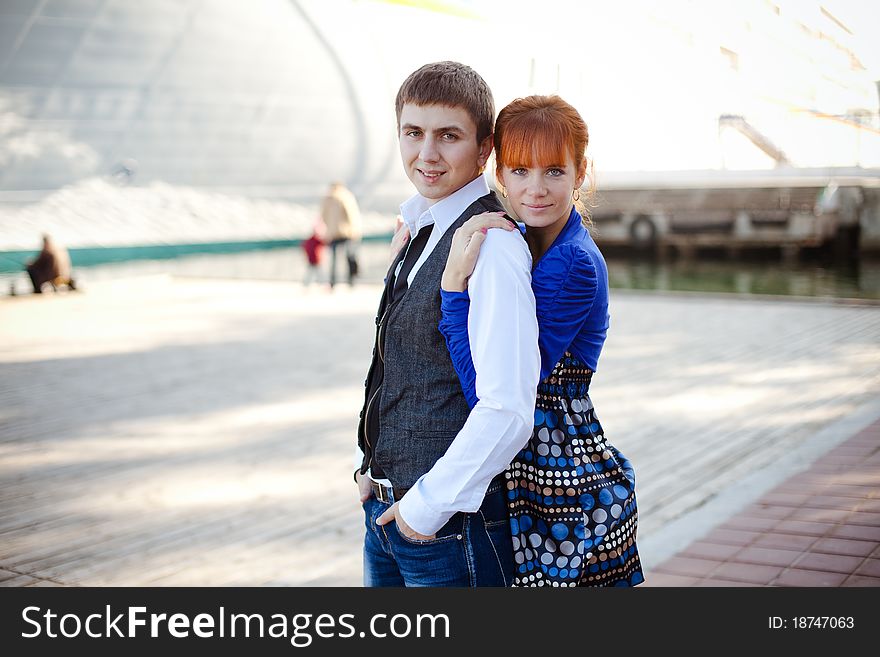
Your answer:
[355,61,540,587]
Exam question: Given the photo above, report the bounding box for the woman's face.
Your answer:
[498,152,585,232]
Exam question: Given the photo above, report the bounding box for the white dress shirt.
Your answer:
[359,175,540,536]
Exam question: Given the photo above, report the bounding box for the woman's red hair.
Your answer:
[494,95,588,174]
[494,95,595,220]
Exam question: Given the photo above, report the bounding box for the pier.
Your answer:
[1,276,878,586]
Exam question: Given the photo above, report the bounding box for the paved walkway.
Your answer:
[647,418,880,586]
[1,276,878,586]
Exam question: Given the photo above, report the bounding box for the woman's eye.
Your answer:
[547,168,564,176]
[511,168,526,175]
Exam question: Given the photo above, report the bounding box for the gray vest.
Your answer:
[372,192,504,490]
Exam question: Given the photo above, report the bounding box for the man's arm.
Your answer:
[393,229,539,536]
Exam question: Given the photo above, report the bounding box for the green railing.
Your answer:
[0,234,392,274]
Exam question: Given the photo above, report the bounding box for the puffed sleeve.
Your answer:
[439,288,479,409]
[531,243,598,379]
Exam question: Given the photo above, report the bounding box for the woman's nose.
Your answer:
[526,176,547,196]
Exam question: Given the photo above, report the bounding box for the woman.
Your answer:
[438,95,643,587]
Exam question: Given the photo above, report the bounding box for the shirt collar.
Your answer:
[399,175,490,238]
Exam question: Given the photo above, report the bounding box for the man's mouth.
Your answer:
[418,169,445,183]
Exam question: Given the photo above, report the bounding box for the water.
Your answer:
[3,242,879,301]
[606,257,880,300]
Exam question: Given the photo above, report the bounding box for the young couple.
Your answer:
[355,61,644,587]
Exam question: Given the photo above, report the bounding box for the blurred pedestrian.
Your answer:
[25,234,76,294]
[320,182,362,288]
[302,219,326,287]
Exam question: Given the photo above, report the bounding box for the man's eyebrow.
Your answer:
[434,125,465,134]
[400,123,466,134]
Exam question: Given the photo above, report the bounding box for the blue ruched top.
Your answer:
[439,207,610,409]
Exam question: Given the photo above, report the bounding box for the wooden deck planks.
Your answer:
[1,277,878,586]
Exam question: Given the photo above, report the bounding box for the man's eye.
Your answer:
[442,133,458,141]
[406,130,422,138]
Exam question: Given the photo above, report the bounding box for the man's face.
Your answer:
[398,103,492,203]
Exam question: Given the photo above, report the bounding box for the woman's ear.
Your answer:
[575,155,587,189]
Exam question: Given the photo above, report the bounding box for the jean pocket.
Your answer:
[393,521,460,546]
[479,513,514,586]
[478,486,510,529]
[363,496,380,535]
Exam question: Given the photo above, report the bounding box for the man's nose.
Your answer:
[419,137,439,163]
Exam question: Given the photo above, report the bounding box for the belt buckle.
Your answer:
[375,482,390,503]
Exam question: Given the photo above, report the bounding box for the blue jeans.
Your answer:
[363,478,514,587]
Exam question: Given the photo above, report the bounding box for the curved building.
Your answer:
[1,1,877,248]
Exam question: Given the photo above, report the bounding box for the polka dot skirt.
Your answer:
[506,354,644,587]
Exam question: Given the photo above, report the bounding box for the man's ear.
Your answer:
[477,134,494,169]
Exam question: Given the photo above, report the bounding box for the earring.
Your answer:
[572,189,580,202]
[501,188,508,198]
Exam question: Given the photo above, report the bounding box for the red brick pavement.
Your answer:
[647,418,880,587]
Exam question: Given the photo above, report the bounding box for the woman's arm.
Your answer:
[442,241,600,400]
[439,213,515,409]
[439,289,478,408]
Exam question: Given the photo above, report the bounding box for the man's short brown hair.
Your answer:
[395,61,495,144]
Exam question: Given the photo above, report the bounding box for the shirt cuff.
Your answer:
[397,481,450,537]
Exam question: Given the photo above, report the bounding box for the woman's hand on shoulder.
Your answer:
[441,212,513,292]
[389,214,409,264]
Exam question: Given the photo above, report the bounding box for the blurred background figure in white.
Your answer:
[320,182,362,289]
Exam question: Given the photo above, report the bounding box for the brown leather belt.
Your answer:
[371,480,408,503]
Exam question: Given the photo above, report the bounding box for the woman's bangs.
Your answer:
[499,118,569,169]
